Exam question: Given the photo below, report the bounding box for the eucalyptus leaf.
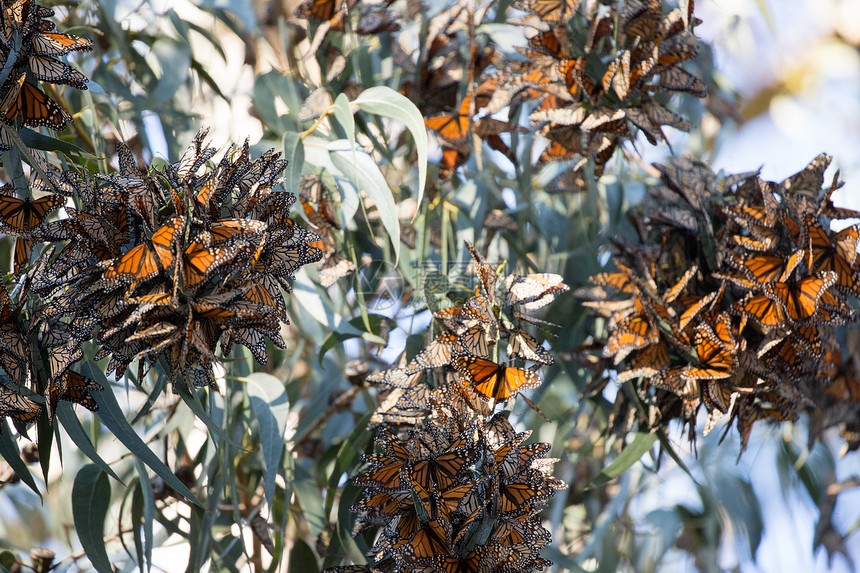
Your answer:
[56,403,122,484]
[329,140,401,263]
[85,363,202,506]
[587,432,657,489]
[352,86,427,209]
[283,132,304,195]
[72,465,113,573]
[245,372,290,509]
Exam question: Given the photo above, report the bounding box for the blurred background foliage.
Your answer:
[0,0,858,572]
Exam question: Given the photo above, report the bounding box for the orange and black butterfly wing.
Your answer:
[6,81,72,130]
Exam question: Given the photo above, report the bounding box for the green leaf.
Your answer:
[133,458,155,572]
[332,93,355,151]
[318,314,393,364]
[19,127,89,155]
[149,38,191,105]
[56,402,123,484]
[294,465,326,539]
[0,419,41,499]
[245,372,290,509]
[174,382,236,446]
[329,140,400,263]
[0,550,15,571]
[131,484,144,571]
[72,465,113,573]
[85,363,202,506]
[587,431,657,489]
[655,427,700,487]
[352,86,427,208]
[288,538,319,573]
[282,132,304,195]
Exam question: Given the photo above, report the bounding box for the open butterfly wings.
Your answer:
[452,355,542,401]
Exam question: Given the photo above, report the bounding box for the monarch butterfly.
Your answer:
[497,478,553,514]
[465,241,498,301]
[677,287,723,333]
[409,330,458,371]
[498,442,552,481]
[763,271,837,323]
[505,273,568,310]
[651,367,701,416]
[47,370,101,414]
[781,153,829,198]
[425,96,472,143]
[603,313,658,358]
[173,128,216,185]
[682,322,735,382]
[615,341,668,383]
[377,368,425,389]
[104,217,184,285]
[295,0,343,22]
[0,193,65,235]
[492,514,551,547]
[658,66,708,97]
[805,214,860,296]
[391,512,451,561]
[0,193,64,273]
[735,292,787,329]
[354,427,409,491]
[513,0,581,23]
[408,445,478,492]
[235,274,287,321]
[0,302,28,383]
[506,327,553,365]
[820,348,860,402]
[434,294,496,326]
[319,252,355,287]
[47,341,83,386]
[431,546,501,573]
[30,30,92,56]
[180,240,242,290]
[734,250,804,284]
[457,324,490,358]
[27,54,88,89]
[2,79,71,130]
[589,264,637,293]
[300,179,340,230]
[453,355,542,401]
[0,387,41,423]
[527,26,571,59]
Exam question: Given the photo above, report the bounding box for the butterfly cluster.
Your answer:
[0,0,92,146]
[579,154,860,450]
[329,412,563,573]
[486,0,703,180]
[325,243,568,570]
[0,129,324,419]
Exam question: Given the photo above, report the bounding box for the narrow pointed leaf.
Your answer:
[352,86,427,208]
[85,363,202,506]
[72,465,113,573]
[587,431,657,489]
[329,140,400,263]
[245,372,290,508]
[57,402,122,483]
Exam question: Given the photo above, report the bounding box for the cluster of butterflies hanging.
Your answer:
[498,0,703,179]
[577,154,860,451]
[324,242,568,571]
[329,414,564,573]
[293,0,703,183]
[0,128,324,432]
[0,0,92,148]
